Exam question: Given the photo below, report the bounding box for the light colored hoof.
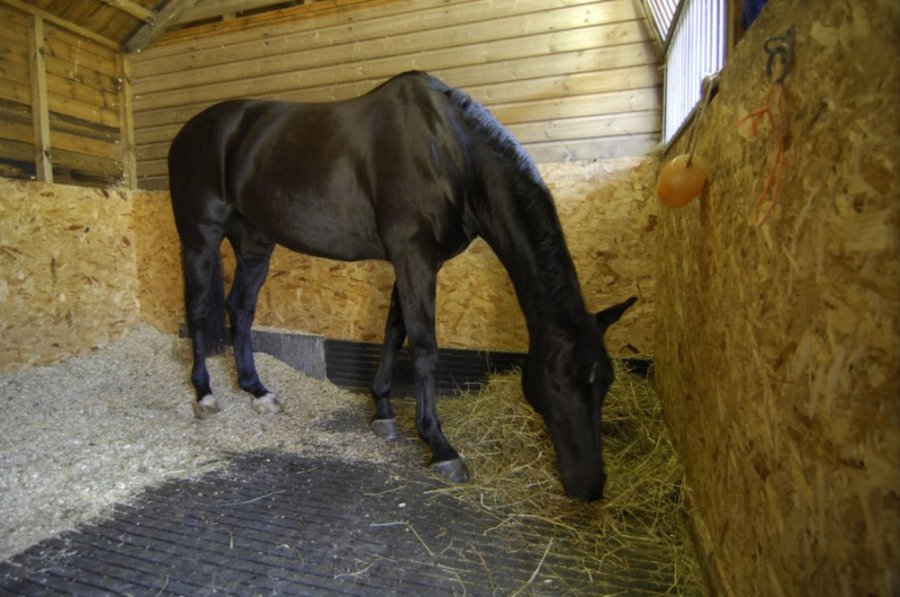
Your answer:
[252,392,283,415]
[371,417,402,441]
[430,457,470,484]
[192,395,220,419]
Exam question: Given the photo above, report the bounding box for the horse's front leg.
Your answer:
[370,282,405,440]
[393,257,470,483]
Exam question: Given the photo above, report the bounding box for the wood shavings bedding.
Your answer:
[0,324,405,561]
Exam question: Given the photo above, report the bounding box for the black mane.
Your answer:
[427,74,585,318]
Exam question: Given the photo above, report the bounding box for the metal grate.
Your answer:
[323,338,525,396]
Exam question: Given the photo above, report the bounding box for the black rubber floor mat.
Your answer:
[0,451,690,596]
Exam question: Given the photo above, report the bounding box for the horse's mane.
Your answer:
[420,73,585,317]
[439,86,545,191]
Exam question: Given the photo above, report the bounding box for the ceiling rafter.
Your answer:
[0,0,121,49]
[126,0,200,53]
[174,0,302,24]
[1,0,328,53]
[100,0,157,24]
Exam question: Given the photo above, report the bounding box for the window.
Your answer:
[642,0,680,46]
[641,0,729,143]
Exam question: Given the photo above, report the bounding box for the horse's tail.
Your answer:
[169,102,234,358]
[201,253,228,355]
[179,238,228,356]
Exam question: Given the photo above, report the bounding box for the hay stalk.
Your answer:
[404,362,702,592]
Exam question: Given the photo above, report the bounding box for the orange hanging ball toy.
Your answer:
[657,153,708,208]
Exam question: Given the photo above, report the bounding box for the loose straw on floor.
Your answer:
[396,363,702,592]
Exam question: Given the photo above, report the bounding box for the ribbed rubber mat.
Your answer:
[0,450,683,596]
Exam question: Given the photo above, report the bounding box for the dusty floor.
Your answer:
[0,325,702,595]
[0,324,415,562]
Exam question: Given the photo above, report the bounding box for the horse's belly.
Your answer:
[238,191,386,262]
[277,221,386,262]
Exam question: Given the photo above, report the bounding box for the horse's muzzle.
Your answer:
[562,469,605,501]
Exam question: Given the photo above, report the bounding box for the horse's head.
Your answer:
[522,296,637,501]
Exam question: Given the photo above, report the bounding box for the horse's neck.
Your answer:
[476,177,586,333]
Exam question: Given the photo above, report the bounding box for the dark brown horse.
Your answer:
[168,71,635,500]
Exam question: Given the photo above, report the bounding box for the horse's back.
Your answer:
[167,73,477,262]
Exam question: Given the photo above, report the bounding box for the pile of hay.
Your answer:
[405,363,702,591]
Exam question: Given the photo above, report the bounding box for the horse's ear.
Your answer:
[595,296,637,335]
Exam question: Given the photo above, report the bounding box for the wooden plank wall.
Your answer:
[0,2,125,186]
[131,0,662,189]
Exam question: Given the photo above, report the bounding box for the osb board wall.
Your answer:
[135,158,657,355]
[130,0,662,189]
[0,2,124,186]
[654,0,899,595]
[0,178,139,373]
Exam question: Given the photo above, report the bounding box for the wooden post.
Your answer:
[27,15,52,183]
[117,53,138,189]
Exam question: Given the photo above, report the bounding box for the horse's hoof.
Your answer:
[371,417,402,441]
[193,395,220,419]
[430,457,470,484]
[252,392,283,415]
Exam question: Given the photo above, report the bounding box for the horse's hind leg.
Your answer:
[225,215,280,414]
[179,218,228,419]
[370,282,405,440]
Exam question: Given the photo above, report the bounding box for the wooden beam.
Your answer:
[174,0,302,25]
[27,15,52,183]
[126,0,200,53]
[0,0,121,50]
[117,53,138,189]
[100,0,156,24]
